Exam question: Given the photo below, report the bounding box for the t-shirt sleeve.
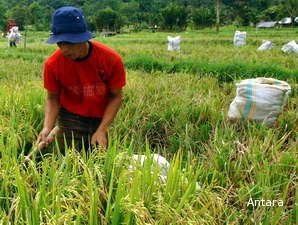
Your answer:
[43,61,60,92]
[108,57,126,89]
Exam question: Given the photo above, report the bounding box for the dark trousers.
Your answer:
[9,41,16,47]
[56,107,104,154]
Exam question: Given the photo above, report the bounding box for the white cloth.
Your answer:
[281,40,298,53]
[167,36,181,51]
[257,40,274,51]
[233,31,246,47]
[7,26,21,43]
[128,154,170,183]
[228,78,291,126]
[124,153,199,190]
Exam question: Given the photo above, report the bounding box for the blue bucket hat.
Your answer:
[47,6,95,44]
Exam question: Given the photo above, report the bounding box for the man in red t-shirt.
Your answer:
[37,6,126,152]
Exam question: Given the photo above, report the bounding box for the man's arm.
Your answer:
[37,91,60,147]
[91,88,123,147]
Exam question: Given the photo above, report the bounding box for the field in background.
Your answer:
[1,27,297,82]
[0,27,297,224]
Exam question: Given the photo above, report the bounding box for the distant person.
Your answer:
[7,26,21,47]
[37,6,126,154]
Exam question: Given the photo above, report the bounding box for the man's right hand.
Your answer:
[37,127,52,147]
[35,91,60,152]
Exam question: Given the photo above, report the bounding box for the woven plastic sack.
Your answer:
[281,40,298,53]
[167,36,181,51]
[228,78,291,126]
[233,31,246,47]
[257,40,274,51]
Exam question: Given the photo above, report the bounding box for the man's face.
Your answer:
[57,42,85,60]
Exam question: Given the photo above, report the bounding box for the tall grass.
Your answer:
[125,55,298,82]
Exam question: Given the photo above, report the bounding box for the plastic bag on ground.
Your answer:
[129,154,170,182]
[257,40,274,51]
[167,36,181,51]
[233,31,246,47]
[281,40,298,53]
[123,153,200,190]
[228,78,291,126]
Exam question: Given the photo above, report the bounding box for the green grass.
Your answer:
[0,27,297,224]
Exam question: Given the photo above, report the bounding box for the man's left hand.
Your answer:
[91,130,108,149]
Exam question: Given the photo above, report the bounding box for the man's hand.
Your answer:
[37,127,51,145]
[90,88,122,152]
[35,91,60,151]
[91,130,108,150]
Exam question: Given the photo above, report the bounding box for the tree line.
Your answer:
[0,0,297,32]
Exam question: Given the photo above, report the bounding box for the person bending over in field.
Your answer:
[37,6,126,153]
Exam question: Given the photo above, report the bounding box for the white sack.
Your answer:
[281,40,298,53]
[228,78,291,126]
[128,154,170,182]
[167,36,181,51]
[125,153,199,190]
[257,40,274,51]
[233,31,246,47]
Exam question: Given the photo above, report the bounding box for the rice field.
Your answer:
[0,27,297,224]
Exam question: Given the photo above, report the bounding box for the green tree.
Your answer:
[28,2,51,30]
[0,1,7,32]
[0,0,295,31]
[7,5,28,30]
[191,7,214,28]
[283,0,298,21]
[95,8,123,31]
[102,0,122,11]
[138,0,152,12]
[39,0,68,9]
[161,4,188,30]
[120,1,140,24]
[258,5,285,21]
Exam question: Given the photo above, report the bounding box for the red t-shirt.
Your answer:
[43,41,126,118]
